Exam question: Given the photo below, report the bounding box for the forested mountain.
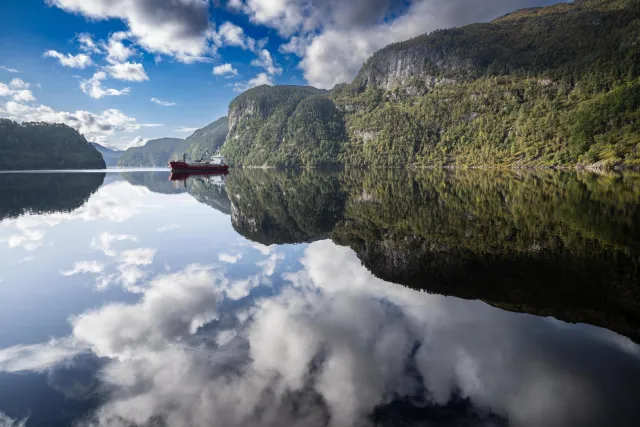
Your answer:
[117,137,187,167]
[185,116,229,160]
[0,119,105,170]
[222,0,640,169]
[222,85,344,167]
[93,143,124,167]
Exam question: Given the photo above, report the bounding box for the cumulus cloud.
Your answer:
[151,97,176,106]
[232,72,273,92]
[9,78,29,89]
[80,71,131,99]
[211,21,257,51]
[0,79,36,103]
[47,0,215,63]
[250,49,282,76]
[102,31,137,64]
[0,66,19,73]
[0,100,157,141]
[104,62,149,82]
[77,33,101,54]
[43,50,93,68]
[212,63,238,76]
[62,260,105,276]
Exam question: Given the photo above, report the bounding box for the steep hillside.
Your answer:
[221,85,346,167]
[0,119,105,170]
[117,138,187,167]
[185,116,229,160]
[93,143,124,167]
[223,0,640,169]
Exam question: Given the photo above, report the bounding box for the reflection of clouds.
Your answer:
[0,411,27,427]
[2,241,639,427]
[91,232,137,257]
[0,338,81,373]
[1,182,154,252]
[218,252,243,264]
[61,260,105,276]
[257,251,284,276]
[156,224,180,232]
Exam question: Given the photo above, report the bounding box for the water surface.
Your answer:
[1,169,639,427]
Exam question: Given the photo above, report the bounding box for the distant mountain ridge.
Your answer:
[92,143,124,167]
[117,137,187,167]
[116,117,228,167]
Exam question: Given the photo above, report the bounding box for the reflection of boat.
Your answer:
[169,170,228,181]
[169,151,229,173]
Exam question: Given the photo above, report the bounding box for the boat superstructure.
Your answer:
[169,150,229,173]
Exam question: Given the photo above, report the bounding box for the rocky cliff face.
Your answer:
[354,30,474,92]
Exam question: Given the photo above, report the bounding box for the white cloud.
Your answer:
[0,100,155,141]
[105,62,149,82]
[212,22,256,51]
[91,232,138,257]
[9,78,29,89]
[102,31,137,64]
[123,136,150,149]
[78,33,101,54]
[218,253,243,264]
[80,71,131,99]
[47,0,215,63]
[174,126,199,133]
[212,63,238,76]
[62,260,105,276]
[11,90,35,102]
[0,79,36,102]
[119,248,156,266]
[151,97,176,107]
[250,49,282,76]
[0,83,12,97]
[232,72,273,93]
[0,66,19,73]
[43,50,93,68]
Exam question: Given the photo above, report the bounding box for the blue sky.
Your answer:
[0,0,559,150]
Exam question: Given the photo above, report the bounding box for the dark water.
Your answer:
[1,169,640,427]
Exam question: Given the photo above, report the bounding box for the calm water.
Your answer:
[1,169,640,427]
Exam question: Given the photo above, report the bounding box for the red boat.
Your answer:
[169,152,229,173]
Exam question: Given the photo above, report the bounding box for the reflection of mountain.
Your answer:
[0,172,105,221]
[214,169,640,342]
[185,176,232,215]
[120,171,186,194]
[332,170,640,342]
[225,169,347,245]
[115,168,640,341]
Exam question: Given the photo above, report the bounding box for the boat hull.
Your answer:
[169,161,229,173]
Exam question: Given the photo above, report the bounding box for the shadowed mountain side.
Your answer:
[225,169,347,245]
[330,170,640,341]
[120,171,186,195]
[184,176,232,215]
[0,172,105,221]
